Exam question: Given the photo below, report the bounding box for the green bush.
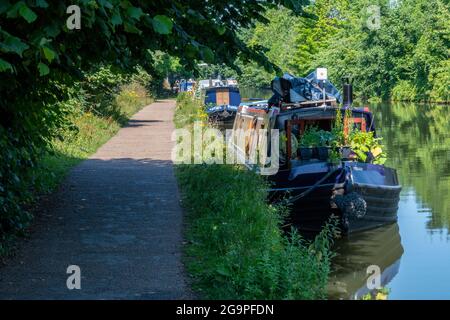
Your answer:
[174,94,336,299]
[174,92,205,129]
[391,81,418,102]
[429,60,450,103]
[0,65,153,253]
[177,164,336,299]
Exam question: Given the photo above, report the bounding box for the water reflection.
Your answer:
[328,223,403,300]
[372,103,450,230]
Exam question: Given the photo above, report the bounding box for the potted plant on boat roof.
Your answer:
[317,130,334,160]
[349,130,387,164]
[299,126,320,160]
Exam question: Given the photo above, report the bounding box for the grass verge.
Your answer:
[174,93,336,299]
[36,83,153,193]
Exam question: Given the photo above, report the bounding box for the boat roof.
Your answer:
[238,105,375,130]
[205,86,240,93]
[239,104,371,117]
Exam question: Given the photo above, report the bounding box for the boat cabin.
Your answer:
[231,103,400,235]
[232,104,375,169]
[205,86,241,107]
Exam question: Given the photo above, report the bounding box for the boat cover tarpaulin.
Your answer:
[270,72,342,104]
[305,71,342,103]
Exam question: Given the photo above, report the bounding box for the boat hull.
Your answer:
[206,106,237,129]
[268,161,401,235]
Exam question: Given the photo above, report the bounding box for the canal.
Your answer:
[329,103,450,300]
[240,88,450,299]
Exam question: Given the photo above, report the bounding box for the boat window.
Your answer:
[346,116,366,132]
[232,109,270,165]
[216,89,230,105]
[282,114,368,168]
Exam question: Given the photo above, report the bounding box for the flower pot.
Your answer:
[299,147,313,160]
[340,146,352,159]
[317,146,329,161]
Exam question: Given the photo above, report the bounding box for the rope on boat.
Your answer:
[274,166,344,205]
[274,164,367,222]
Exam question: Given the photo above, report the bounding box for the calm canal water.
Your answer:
[329,103,450,300]
[240,89,450,299]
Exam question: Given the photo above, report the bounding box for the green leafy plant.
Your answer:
[361,287,391,300]
[317,130,334,147]
[328,148,342,165]
[175,97,337,299]
[349,130,387,165]
[300,126,321,147]
[331,108,346,148]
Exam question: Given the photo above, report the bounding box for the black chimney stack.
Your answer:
[342,76,353,107]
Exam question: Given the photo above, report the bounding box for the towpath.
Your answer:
[0,100,191,299]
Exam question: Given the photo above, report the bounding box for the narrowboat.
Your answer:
[179,79,195,92]
[204,86,241,129]
[230,72,401,234]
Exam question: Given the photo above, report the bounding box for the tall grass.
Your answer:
[0,66,153,256]
[174,94,336,299]
[174,92,207,129]
[37,82,152,193]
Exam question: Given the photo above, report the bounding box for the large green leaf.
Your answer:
[126,6,143,20]
[217,25,226,35]
[42,46,57,63]
[18,2,38,23]
[111,9,123,26]
[0,32,29,56]
[152,15,173,35]
[0,58,13,72]
[38,62,49,76]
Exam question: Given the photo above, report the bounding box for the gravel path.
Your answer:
[0,100,191,299]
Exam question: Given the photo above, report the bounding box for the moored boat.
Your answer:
[230,71,401,234]
[204,85,241,129]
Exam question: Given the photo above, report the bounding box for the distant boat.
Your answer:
[198,78,238,90]
[179,79,195,92]
[198,78,224,90]
[204,85,241,129]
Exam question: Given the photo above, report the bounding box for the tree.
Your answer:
[0,1,314,236]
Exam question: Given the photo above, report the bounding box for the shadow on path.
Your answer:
[0,100,192,299]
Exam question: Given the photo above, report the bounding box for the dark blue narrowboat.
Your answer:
[230,73,401,235]
[204,86,241,128]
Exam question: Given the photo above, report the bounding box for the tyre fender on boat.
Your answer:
[332,165,367,228]
[334,192,367,219]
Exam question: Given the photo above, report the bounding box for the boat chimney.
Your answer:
[342,76,353,107]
